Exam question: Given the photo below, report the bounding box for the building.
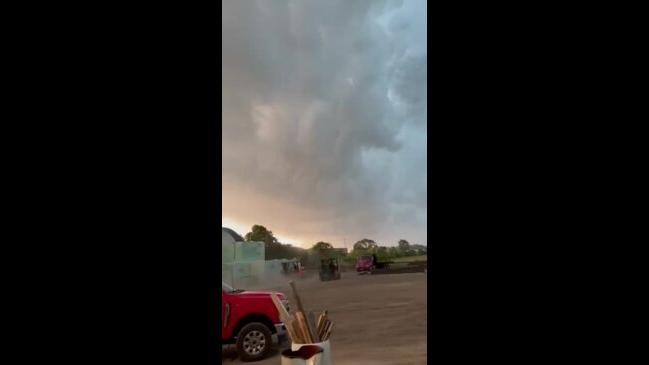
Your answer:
[222,227,283,288]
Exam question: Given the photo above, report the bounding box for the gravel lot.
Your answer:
[222,271,427,365]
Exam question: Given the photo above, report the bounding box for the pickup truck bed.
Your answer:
[371,261,427,275]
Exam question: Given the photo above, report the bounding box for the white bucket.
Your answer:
[287,340,331,365]
[281,345,324,365]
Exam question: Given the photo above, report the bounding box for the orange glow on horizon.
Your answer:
[221,216,309,248]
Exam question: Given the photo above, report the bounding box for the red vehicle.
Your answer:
[355,255,376,274]
[222,282,289,361]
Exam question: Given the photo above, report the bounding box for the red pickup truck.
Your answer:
[356,254,390,274]
[222,282,289,361]
[356,255,376,274]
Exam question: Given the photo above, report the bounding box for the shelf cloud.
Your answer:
[222,0,426,247]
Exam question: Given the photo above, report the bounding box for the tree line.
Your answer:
[242,224,427,262]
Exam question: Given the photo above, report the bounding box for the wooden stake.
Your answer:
[289,281,305,312]
[294,311,313,343]
[322,322,334,341]
[270,293,298,341]
[283,317,297,343]
[316,312,325,333]
[318,319,329,340]
[292,320,304,343]
[289,281,317,343]
[317,311,328,333]
[270,294,290,318]
[308,311,319,342]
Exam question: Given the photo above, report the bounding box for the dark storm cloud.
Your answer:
[222,0,427,246]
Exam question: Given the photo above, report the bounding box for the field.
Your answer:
[222,271,427,364]
[390,255,427,262]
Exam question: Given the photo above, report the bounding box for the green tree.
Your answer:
[312,241,333,250]
[353,238,377,251]
[245,225,279,247]
[411,244,427,255]
[376,246,389,260]
[245,224,288,260]
[398,239,410,252]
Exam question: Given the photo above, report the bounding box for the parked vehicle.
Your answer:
[319,257,341,281]
[355,255,427,275]
[221,282,289,361]
[355,255,375,274]
[355,254,392,274]
[281,260,303,277]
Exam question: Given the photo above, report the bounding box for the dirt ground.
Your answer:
[222,271,427,365]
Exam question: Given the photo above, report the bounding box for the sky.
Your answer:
[222,0,426,249]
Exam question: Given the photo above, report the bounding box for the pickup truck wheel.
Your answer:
[236,323,272,362]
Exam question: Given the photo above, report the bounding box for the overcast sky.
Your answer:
[222,0,426,248]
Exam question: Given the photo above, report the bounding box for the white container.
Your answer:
[281,345,324,365]
[288,340,331,365]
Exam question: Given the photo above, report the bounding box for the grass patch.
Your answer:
[391,255,427,262]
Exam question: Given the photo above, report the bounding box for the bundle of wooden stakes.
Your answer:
[270,281,334,344]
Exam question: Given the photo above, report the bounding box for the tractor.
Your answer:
[319,257,341,281]
[315,248,344,281]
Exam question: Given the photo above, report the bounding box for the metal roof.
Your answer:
[222,227,244,242]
